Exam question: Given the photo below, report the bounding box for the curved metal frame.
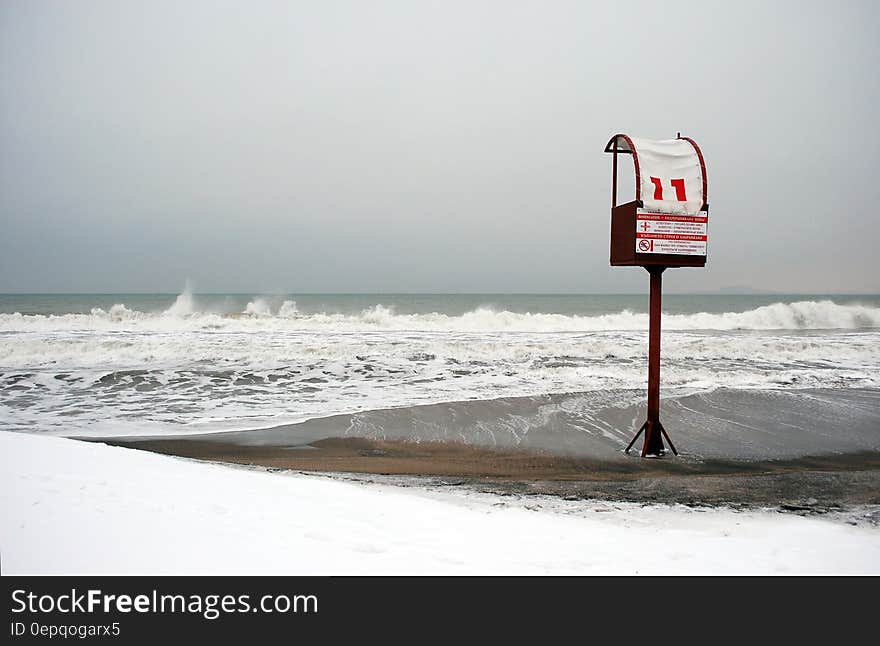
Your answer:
[604,133,707,210]
[677,135,708,210]
[604,133,641,205]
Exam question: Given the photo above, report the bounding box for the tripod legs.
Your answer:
[624,418,678,457]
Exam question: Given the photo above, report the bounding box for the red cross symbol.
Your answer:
[640,222,651,232]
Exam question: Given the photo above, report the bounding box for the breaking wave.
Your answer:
[1,298,878,332]
[2,291,878,438]
[164,281,196,317]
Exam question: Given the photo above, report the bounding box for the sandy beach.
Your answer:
[70,389,880,513]
[80,385,880,512]
[91,435,880,512]
[7,431,879,575]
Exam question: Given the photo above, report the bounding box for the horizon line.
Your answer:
[1,290,878,296]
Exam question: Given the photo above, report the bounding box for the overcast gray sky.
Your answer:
[1,0,878,293]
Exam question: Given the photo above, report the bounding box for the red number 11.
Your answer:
[650,177,687,201]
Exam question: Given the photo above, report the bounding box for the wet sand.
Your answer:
[94,435,880,509]
[85,387,880,512]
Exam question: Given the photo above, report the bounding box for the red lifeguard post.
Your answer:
[604,134,709,457]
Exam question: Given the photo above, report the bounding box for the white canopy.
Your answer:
[605,135,707,215]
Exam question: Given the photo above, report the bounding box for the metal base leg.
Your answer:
[624,418,678,457]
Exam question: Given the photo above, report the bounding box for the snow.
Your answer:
[1,432,878,575]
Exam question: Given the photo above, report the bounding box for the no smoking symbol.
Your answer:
[638,239,652,252]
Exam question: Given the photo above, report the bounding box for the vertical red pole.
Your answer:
[643,266,666,456]
[647,268,662,420]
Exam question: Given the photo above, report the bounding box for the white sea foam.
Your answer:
[164,280,196,316]
[1,292,878,438]
[278,300,299,317]
[89,303,140,322]
[1,299,879,333]
[243,298,273,317]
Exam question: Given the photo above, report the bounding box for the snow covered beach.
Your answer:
[2,431,878,575]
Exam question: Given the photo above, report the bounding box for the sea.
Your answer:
[1,291,879,455]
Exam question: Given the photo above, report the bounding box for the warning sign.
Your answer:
[635,209,708,256]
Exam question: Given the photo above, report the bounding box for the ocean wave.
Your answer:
[163,280,196,316]
[2,291,878,437]
[1,299,879,332]
[1,329,877,370]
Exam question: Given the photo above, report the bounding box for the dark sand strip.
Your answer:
[85,388,880,509]
[93,436,880,508]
